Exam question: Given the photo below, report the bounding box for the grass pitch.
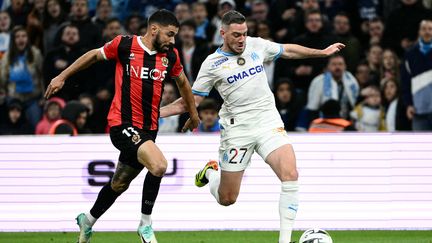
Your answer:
[0,230,431,243]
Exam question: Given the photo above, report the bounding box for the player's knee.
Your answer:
[148,159,167,177]
[280,168,298,181]
[218,193,237,206]
[110,180,130,194]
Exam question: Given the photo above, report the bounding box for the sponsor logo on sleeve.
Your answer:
[211,57,229,68]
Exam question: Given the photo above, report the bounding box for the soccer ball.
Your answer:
[299,228,333,243]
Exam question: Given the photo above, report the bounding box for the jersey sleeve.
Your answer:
[256,37,283,62]
[99,35,122,60]
[191,59,215,96]
[170,48,184,78]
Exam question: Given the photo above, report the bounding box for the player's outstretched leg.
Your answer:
[76,213,94,243]
[195,160,219,187]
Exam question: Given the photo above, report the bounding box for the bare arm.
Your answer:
[160,94,205,117]
[174,71,199,118]
[44,48,105,99]
[280,43,345,59]
[169,71,204,131]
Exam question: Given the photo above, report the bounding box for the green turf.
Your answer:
[0,230,431,243]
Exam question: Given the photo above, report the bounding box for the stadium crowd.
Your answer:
[0,0,432,135]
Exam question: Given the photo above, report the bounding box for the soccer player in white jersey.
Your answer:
[160,10,345,243]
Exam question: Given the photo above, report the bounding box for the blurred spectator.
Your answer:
[191,2,215,44]
[274,78,306,131]
[110,0,128,21]
[380,49,400,85]
[383,0,432,55]
[43,24,84,100]
[78,93,98,133]
[357,0,381,20]
[401,19,432,131]
[35,96,65,134]
[256,20,276,89]
[352,0,381,39]
[0,11,11,59]
[6,0,31,27]
[195,97,220,133]
[365,44,382,85]
[308,99,355,132]
[70,0,102,51]
[92,0,113,31]
[0,87,6,123]
[93,18,119,98]
[424,0,432,8]
[250,0,269,22]
[333,12,361,72]
[176,19,209,84]
[138,21,147,36]
[159,82,180,133]
[211,0,236,49]
[355,61,373,89]
[246,17,257,37]
[102,17,123,42]
[125,13,143,35]
[291,0,321,37]
[381,79,411,131]
[321,0,346,21]
[350,85,386,131]
[204,0,219,21]
[0,26,43,127]
[26,0,45,51]
[367,17,384,47]
[257,20,271,40]
[268,0,297,42]
[382,0,401,19]
[42,0,67,53]
[289,9,338,93]
[174,2,191,23]
[48,100,89,135]
[0,98,33,134]
[306,55,359,121]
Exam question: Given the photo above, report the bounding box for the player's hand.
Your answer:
[322,43,345,56]
[181,115,200,133]
[406,105,415,120]
[44,75,66,99]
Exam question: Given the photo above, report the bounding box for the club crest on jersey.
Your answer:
[237,57,245,66]
[131,134,142,145]
[162,57,169,67]
[251,52,259,61]
[129,52,135,60]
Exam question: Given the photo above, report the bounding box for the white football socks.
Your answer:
[85,212,97,227]
[279,181,299,243]
[140,214,152,226]
[206,168,221,204]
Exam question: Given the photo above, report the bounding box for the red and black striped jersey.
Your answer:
[100,35,183,130]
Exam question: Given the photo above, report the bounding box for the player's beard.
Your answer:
[228,42,245,55]
[153,33,171,53]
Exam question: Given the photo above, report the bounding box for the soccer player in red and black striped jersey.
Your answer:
[45,10,199,243]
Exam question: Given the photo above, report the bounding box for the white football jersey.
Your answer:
[192,37,283,126]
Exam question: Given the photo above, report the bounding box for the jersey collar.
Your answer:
[216,47,237,56]
[137,36,157,55]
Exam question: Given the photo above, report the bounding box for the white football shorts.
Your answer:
[218,121,292,172]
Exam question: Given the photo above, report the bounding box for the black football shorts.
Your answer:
[109,124,157,170]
